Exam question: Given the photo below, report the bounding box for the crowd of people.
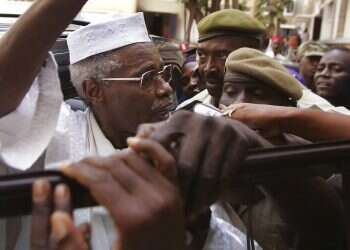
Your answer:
[1,0,350,249]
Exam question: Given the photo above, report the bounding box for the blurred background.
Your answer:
[1,0,349,48]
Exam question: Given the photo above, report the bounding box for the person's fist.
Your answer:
[137,110,271,214]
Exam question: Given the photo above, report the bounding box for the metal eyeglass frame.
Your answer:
[101,64,175,89]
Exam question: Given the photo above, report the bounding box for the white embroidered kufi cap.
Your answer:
[67,12,151,64]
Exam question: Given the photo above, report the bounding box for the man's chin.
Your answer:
[316,90,334,100]
[206,86,222,99]
[206,81,222,96]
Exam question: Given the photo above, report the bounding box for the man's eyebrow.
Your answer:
[198,48,230,54]
[132,64,157,77]
[323,62,346,68]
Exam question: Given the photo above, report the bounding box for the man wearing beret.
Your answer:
[297,41,328,91]
[220,48,345,249]
[178,9,265,108]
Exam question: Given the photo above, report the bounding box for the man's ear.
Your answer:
[82,79,105,105]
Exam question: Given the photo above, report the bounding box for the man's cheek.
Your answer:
[338,79,350,93]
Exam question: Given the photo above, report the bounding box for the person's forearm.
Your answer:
[280,108,350,142]
[0,0,87,117]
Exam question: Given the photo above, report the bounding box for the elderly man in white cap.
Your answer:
[57,13,175,159]
[0,9,176,249]
[0,11,174,170]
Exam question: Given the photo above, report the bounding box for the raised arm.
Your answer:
[224,103,350,142]
[0,0,87,117]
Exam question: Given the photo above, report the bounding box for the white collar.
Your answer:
[86,110,116,156]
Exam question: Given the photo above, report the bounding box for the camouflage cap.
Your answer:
[297,41,328,59]
[198,9,265,42]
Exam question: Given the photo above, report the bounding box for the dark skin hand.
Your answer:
[223,102,350,142]
[136,110,271,215]
[61,144,185,250]
[31,141,185,250]
[31,180,89,250]
[0,0,87,117]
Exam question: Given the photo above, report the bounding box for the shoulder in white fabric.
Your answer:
[67,13,151,64]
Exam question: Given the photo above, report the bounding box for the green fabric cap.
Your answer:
[198,9,265,39]
[297,41,328,59]
[225,48,303,100]
[153,39,184,68]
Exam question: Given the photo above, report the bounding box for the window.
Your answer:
[284,0,296,15]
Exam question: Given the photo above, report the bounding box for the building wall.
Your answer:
[317,0,350,40]
[344,0,350,38]
[320,0,336,40]
[294,0,315,15]
[137,0,186,41]
[138,0,181,14]
[81,0,137,13]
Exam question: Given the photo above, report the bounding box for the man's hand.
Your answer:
[136,110,271,215]
[31,180,89,250]
[0,0,87,116]
[61,144,185,250]
[222,103,296,138]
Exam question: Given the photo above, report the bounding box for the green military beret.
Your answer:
[198,9,265,42]
[225,48,303,100]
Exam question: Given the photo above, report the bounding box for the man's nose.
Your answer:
[155,78,173,97]
[204,56,218,73]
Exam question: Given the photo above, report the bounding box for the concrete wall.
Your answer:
[320,0,336,39]
[137,0,187,41]
[82,0,137,13]
[294,0,315,15]
[344,0,350,38]
[138,0,182,14]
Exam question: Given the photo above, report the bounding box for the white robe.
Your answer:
[0,54,117,250]
[0,54,257,250]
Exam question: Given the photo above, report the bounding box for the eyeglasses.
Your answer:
[101,64,179,90]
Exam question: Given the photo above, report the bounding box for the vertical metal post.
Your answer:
[342,172,350,250]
